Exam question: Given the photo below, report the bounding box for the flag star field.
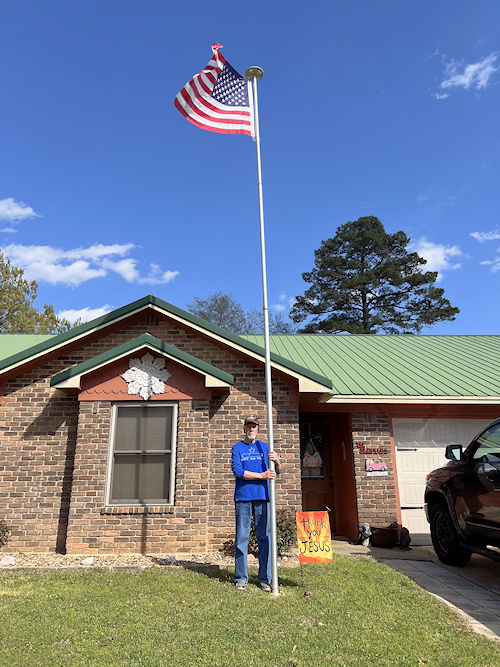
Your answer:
[212,63,249,107]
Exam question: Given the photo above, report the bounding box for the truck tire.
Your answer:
[430,502,471,566]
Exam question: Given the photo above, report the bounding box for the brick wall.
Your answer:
[1,311,302,554]
[351,412,398,530]
[0,371,78,553]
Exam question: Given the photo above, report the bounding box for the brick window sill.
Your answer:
[100,506,175,515]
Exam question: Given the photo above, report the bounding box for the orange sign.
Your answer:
[296,511,333,563]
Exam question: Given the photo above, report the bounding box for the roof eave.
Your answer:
[321,394,500,405]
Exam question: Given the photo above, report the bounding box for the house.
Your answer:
[1,295,499,554]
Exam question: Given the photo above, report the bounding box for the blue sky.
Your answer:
[1,1,499,334]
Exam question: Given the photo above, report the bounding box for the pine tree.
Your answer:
[291,217,459,334]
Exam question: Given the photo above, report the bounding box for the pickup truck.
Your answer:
[425,417,500,565]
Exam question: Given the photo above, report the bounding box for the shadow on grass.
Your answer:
[149,557,300,589]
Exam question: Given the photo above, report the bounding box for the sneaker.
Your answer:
[235,582,246,591]
[259,581,271,592]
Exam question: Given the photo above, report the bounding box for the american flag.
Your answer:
[174,43,254,137]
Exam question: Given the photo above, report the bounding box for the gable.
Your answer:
[0,295,332,394]
[50,333,234,396]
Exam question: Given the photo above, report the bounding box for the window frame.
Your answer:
[105,401,178,507]
[471,422,500,463]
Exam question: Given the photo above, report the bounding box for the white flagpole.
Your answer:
[245,65,279,596]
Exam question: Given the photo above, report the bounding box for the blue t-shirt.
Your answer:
[231,439,270,502]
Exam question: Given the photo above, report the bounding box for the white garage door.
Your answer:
[393,418,491,545]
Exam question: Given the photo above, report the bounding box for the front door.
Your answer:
[300,420,335,530]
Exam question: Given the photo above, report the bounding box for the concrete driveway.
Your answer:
[333,539,500,641]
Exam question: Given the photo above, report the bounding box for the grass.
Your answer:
[0,555,499,666]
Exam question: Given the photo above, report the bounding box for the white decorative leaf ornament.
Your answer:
[122,352,171,400]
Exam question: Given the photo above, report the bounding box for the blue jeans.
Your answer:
[234,500,270,584]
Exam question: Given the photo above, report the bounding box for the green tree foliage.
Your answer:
[291,216,460,334]
[0,250,71,333]
[187,291,296,334]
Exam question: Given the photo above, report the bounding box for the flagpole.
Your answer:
[245,66,279,597]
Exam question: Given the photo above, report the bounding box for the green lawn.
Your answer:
[0,555,498,666]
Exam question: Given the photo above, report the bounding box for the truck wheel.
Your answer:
[430,503,471,566]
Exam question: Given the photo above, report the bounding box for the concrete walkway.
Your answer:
[332,539,500,642]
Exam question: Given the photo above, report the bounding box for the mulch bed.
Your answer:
[0,551,299,570]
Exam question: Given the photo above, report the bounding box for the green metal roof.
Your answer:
[0,296,332,391]
[3,299,499,398]
[0,334,54,358]
[50,333,234,387]
[242,334,500,397]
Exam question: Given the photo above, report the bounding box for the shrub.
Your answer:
[275,509,297,555]
[0,520,11,549]
[250,509,296,557]
[222,509,296,558]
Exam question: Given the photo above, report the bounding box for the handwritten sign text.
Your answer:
[296,511,333,563]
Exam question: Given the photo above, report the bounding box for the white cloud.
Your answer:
[1,244,107,286]
[31,259,106,286]
[65,243,135,261]
[413,238,463,279]
[138,262,179,285]
[479,241,500,272]
[470,230,500,242]
[481,258,500,273]
[1,243,179,287]
[58,305,112,324]
[437,53,498,96]
[271,291,290,312]
[0,197,40,222]
[101,257,140,282]
[145,265,179,285]
[101,258,179,284]
[1,227,18,234]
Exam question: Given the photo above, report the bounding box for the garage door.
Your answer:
[393,418,491,545]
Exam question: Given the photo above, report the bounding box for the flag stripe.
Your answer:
[174,98,253,135]
[187,77,251,117]
[188,73,250,115]
[197,74,214,97]
[190,76,250,114]
[174,97,253,132]
[177,88,250,125]
[204,71,218,86]
[174,101,252,132]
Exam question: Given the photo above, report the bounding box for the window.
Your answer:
[473,422,500,465]
[300,422,325,480]
[107,403,177,505]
